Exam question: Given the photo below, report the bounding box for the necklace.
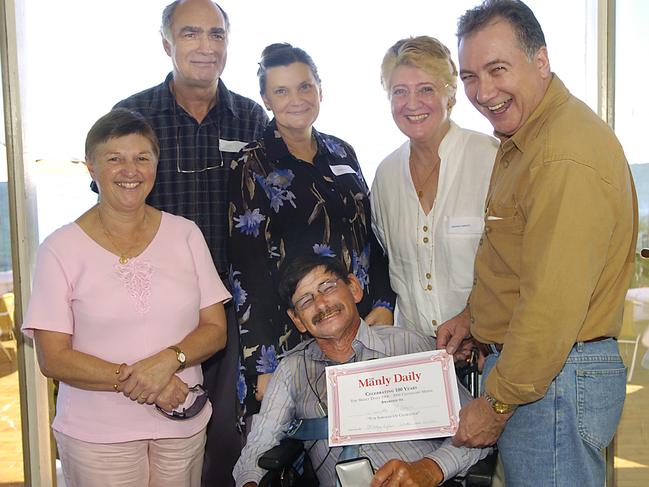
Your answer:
[411,157,441,199]
[97,207,147,265]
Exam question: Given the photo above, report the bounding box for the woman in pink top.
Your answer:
[23,109,230,487]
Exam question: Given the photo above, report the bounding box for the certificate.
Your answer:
[326,350,460,447]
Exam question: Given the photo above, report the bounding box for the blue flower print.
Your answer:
[255,171,296,213]
[254,173,271,195]
[352,245,370,290]
[323,137,347,158]
[237,359,247,405]
[372,300,395,312]
[228,267,248,312]
[266,169,295,189]
[234,209,265,237]
[256,345,279,374]
[266,185,285,213]
[313,243,336,257]
[232,278,248,312]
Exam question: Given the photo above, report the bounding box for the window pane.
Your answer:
[615,1,649,486]
[0,120,24,484]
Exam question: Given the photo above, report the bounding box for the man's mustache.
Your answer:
[312,305,343,325]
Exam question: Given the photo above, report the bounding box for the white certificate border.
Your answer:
[327,351,459,446]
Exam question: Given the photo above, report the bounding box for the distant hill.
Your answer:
[631,163,649,217]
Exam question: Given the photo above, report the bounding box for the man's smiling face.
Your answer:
[287,266,362,345]
[163,0,228,89]
[459,18,551,137]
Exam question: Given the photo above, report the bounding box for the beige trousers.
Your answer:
[54,428,206,487]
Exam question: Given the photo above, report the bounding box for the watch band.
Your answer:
[167,345,186,371]
[483,391,517,414]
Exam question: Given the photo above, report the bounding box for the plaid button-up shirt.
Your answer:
[114,73,269,273]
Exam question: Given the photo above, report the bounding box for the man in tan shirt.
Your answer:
[437,1,638,485]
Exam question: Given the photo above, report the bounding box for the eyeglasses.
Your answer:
[155,384,209,420]
[173,105,223,173]
[292,278,341,311]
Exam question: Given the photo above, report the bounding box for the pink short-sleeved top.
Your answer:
[22,211,231,443]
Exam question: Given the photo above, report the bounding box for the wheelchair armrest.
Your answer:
[465,449,498,487]
[258,438,305,471]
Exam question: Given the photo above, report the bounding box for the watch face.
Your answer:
[178,352,186,363]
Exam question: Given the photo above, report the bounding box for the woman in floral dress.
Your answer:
[228,43,394,418]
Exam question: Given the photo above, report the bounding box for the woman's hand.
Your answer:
[118,349,179,403]
[154,375,190,412]
[364,306,394,326]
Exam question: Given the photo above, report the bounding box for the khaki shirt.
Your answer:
[470,75,638,404]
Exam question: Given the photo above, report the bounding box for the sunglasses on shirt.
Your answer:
[155,384,208,420]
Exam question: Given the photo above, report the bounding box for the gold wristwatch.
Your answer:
[483,392,517,414]
[167,345,186,371]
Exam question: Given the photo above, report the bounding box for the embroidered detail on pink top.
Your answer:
[114,259,153,314]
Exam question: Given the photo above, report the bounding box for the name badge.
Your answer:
[219,139,248,153]
[447,216,484,234]
[330,165,357,177]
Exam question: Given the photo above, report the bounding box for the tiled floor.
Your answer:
[615,344,649,486]
[0,338,23,486]
[0,337,647,486]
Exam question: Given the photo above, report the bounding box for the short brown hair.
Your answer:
[85,109,159,161]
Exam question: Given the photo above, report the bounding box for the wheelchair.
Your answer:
[258,351,497,487]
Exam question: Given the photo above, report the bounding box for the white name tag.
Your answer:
[447,216,484,234]
[330,165,357,176]
[219,139,248,153]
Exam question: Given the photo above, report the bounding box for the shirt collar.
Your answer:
[300,319,388,364]
[262,119,339,164]
[154,72,238,120]
[500,74,569,154]
[438,119,459,160]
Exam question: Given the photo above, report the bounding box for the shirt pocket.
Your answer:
[444,217,483,291]
[577,365,626,450]
[482,206,525,276]
[484,205,524,234]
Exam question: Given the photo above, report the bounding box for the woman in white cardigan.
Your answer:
[371,36,498,340]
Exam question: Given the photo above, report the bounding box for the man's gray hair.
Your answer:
[457,0,546,61]
[161,0,230,39]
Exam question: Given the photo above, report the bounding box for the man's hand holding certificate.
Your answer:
[326,350,460,446]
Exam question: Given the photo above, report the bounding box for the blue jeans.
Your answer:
[483,339,626,487]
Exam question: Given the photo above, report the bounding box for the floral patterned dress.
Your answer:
[228,119,394,415]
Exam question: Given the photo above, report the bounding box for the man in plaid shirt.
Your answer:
[113,1,268,485]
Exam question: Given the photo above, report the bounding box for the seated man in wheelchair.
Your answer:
[233,254,488,487]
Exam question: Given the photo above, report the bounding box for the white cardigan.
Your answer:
[371,121,498,335]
